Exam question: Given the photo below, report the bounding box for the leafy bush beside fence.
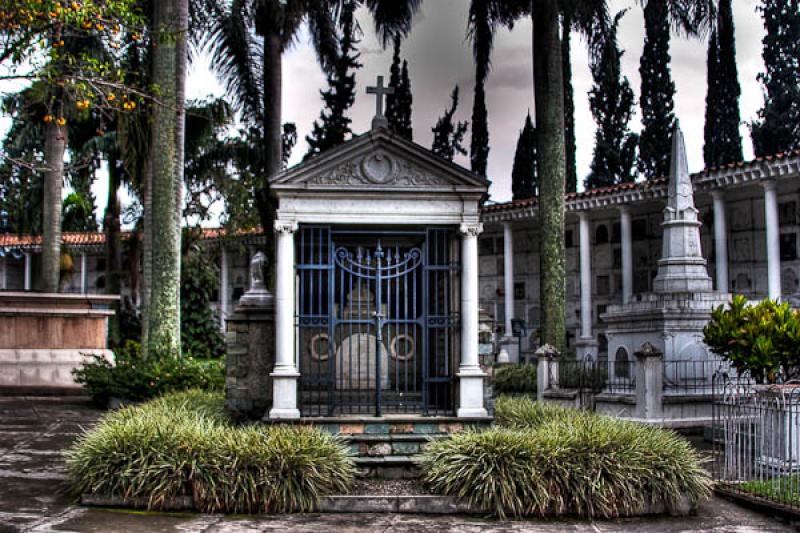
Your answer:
[73,341,224,405]
[492,364,537,395]
[422,395,711,519]
[67,391,355,513]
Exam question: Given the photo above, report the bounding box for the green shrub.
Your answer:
[422,397,711,519]
[180,234,225,359]
[494,395,580,428]
[704,295,800,383]
[67,391,355,513]
[72,341,224,405]
[492,365,537,395]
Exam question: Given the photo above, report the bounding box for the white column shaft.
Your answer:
[274,229,296,370]
[23,252,31,291]
[579,213,592,338]
[461,231,480,370]
[0,257,6,290]
[457,223,487,418]
[620,208,633,304]
[270,221,300,420]
[764,181,781,300]
[502,222,514,337]
[79,253,88,294]
[712,191,729,292]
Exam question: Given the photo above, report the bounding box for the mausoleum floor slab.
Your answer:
[0,396,795,532]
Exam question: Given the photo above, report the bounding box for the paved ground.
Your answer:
[0,396,797,533]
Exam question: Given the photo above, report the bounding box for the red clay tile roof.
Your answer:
[0,227,264,249]
[482,149,800,214]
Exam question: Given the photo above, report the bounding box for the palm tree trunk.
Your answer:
[533,0,566,353]
[104,157,123,344]
[258,25,283,278]
[143,0,183,358]
[173,0,188,339]
[41,120,67,293]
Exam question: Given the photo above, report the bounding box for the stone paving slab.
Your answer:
[0,396,796,533]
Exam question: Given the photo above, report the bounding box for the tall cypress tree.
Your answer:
[750,0,800,157]
[305,0,361,158]
[385,36,413,140]
[511,113,537,200]
[704,0,743,167]
[431,86,469,161]
[586,11,638,190]
[470,82,490,177]
[562,15,577,193]
[638,0,675,180]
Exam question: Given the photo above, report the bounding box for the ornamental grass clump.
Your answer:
[67,391,355,513]
[421,396,711,519]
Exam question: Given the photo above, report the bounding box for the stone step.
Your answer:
[354,455,422,480]
[345,434,446,457]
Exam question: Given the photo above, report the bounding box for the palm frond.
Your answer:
[362,0,422,47]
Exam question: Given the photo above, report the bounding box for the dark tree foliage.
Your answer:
[180,233,225,359]
[62,193,97,232]
[511,113,537,200]
[750,0,800,157]
[586,11,638,190]
[704,0,743,168]
[281,122,298,168]
[385,36,413,140]
[638,0,675,180]
[431,86,469,161]
[562,15,577,193]
[471,81,490,178]
[305,0,362,159]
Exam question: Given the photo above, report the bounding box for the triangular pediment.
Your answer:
[270,128,488,194]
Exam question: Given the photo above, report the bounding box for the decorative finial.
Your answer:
[366,75,394,130]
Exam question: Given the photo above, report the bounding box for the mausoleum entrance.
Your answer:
[297,225,460,416]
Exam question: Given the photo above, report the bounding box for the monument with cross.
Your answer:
[366,75,394,129]
[225,72,491,448]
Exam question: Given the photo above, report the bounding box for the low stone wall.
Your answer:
[0,292,117,391]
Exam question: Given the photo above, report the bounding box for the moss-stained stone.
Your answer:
[340,423,365,435]
[392,441,420,455]
[389,423,414,434]
[364,423,390,434]
[438,422,464,434]
[413,423,439,434]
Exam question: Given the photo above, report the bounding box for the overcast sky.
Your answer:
[0,0,769,221]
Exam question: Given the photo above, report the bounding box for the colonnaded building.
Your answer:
[1,149,799,362]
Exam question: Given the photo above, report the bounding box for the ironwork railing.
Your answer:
[713,375,800,511]
[663,358,745,394]
[547,356,635,395]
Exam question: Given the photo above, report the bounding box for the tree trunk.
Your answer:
[143,0,183,358]
[41,120,67,293]
[533,1,566,353]
[257,25,283,279]
[104,157,123,344]
[173,0,188,341]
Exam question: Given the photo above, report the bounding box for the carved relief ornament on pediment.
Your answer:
[303,151,453,188]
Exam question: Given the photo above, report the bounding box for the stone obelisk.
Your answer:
[652,122,714,293]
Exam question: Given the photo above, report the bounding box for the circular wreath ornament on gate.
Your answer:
[309,333,330,361]
[390,334,415,361]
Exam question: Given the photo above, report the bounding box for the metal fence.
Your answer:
[713,375,800,511]
[547,356,635,395]
[663,358,735,394]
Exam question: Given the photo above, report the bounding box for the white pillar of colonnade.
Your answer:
[763,180,781,300]
[575,212,597,358]
[711,190,729,292]
[502,221,514,338]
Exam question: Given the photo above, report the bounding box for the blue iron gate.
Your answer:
[297,226,460,416]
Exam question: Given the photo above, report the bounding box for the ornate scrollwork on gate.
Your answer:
[334,245,422,279]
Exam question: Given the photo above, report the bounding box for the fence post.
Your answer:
[634,342,664,420]
[536,344,559,402]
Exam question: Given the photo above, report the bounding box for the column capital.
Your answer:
[762,179,777,192]
[710,189,726,201]
[459,222,483,237]
[274,220,298,234]
[578,210,589,222]
[617,205,630,215]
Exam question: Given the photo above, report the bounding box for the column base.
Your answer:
[269,369,300,420]
[456,367,488,418]
[575,336,599,359]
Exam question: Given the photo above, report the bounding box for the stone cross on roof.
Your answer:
[366,75,394,129]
